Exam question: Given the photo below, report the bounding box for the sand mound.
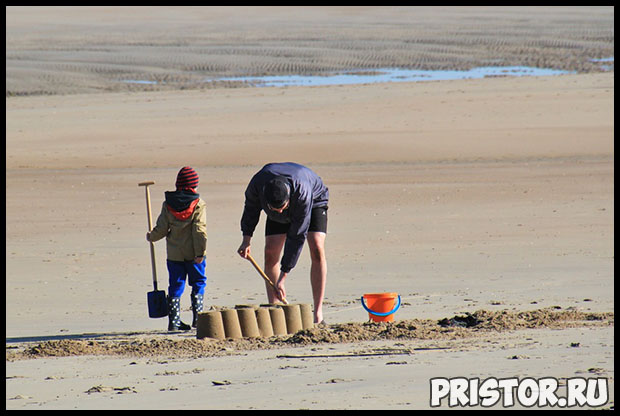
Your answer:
[6,308,613,361]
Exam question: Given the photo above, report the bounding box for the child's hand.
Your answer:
[146,232,151,241]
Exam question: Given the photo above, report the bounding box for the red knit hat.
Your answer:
[176,166,199,189]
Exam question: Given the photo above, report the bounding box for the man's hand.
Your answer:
[274,271,288,302]
[237,236,252,259]
[194,256,204,264]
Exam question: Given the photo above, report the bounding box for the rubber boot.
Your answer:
[168,296,191,331]
[191,292,204,328]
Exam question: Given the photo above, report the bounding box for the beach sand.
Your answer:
[6,6,614,410]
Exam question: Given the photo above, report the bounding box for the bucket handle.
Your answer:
[360,295,401,317]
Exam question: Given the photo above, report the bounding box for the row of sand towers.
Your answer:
[196,303,314,340]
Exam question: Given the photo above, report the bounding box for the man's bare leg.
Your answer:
[307,231,327,323]
[264,234,286,303]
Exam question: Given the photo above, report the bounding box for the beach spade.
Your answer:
[139,181,168,318]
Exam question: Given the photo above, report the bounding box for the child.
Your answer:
[147,166,207,331]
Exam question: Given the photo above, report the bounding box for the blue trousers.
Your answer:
[167,259,207,298]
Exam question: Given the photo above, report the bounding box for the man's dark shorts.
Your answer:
[265,206,328,236]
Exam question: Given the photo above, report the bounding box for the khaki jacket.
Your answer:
[148,199,207,262]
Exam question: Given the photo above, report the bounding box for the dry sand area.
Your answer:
[6,6,614,410]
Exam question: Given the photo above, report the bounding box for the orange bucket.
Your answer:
[361,293,401,322]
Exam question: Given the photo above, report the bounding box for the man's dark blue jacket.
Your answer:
[241,162,329,273]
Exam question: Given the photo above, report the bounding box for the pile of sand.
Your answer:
[6,307,612,361]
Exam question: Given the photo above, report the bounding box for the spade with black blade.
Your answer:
[139,181,168,318]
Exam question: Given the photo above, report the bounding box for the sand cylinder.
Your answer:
[221,308,243,339]
[256,307,274,338]
[282,304,303,334]
[299,303,314,329]
[237,307,261,338]
[269,307,287,336]
[196,310,225,340]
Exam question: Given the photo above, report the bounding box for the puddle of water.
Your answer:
[590,57,614,62]
[211,66,576,87]
[122,60,616,88]
[121,79,159,85]
[590,57,614,71]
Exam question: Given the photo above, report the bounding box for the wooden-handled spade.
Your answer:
[246,253,288,305]
[139,181,168,318]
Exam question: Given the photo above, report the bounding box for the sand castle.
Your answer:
[196,303,314,340]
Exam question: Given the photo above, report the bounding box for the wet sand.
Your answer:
[6,6,614,96]
[5,6,614,410]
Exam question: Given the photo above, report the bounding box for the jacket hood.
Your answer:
[165,189,200,220]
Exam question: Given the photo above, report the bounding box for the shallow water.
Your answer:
[121,59,616,88]
[589,57,614,71]
[121,65,581,88]
[213,66,576,87]
[121,79,158,85]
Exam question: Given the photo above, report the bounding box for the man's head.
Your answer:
[176,166,199,190]
[263,176,290,211]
